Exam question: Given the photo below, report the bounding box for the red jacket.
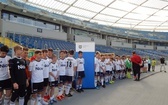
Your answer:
[131,54,142,65]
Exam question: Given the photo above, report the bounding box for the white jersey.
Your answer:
[49,62,59,82]
[95,57,100,72]
[65,57,77,76]
[115,60,121,71]
[144,60,148,67]
[105,59,111,71]
[0,56,11,80]
[76,58,85,71]
[120,60,125,70]
[29,60,44,83]
[58,58,67,76]
[99,61,106,72]
[42,58,50,79]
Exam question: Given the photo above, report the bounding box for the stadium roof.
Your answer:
[22,0,168,32]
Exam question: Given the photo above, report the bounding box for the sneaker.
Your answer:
[76,89,81,93]
[60,95,65,99]
[160,70,162,72]
[52,98,57,103]
[80,89,84,92]
[68,93,73,97]
[164,71,167,73]
[65,94,72,97]
[41,100,49,105]
[96,86,100,90]
[49,100,54,104]
[102,85,106,88]
[109,81,113,84]
[56,96,62,101]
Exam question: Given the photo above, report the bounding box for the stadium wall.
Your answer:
[157,46,168,50]
[74,35,106,45]
[136,44,153,50]
[111,41,132,48]
[1,20,67,41]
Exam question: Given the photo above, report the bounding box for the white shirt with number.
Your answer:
[58,58,67,76]
[29,60,44,83]
[76,58,85,72]
[0,56,11,80]
[42,58,50,79]
[65,57,77,76]
[49,62,59,82]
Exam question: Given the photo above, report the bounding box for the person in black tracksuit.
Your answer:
[9,46,28,105]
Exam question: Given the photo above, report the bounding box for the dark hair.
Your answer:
[132,51,136,54]
[96,51,100,55]
[0,45,9,53]
[42,49,48,53]
[48,48,53,52]
[35,50,41,54]
[78,51,83,54]
[60,50,65,54]
[23,47,28,51]
[68,50,74,55]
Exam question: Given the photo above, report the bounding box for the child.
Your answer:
[57,50,67,100]
[64,50,77,97]
[151,58,156,72]
[76,51,85,92]
[29,50,48,105]
[105,54,111,84]
[0,45,11,105]
[94,51,101,89]
[9,45,29,105]
[49,54,59,104]
[125,56,132,79]
[41,50,50,101]
[99,57,106,88]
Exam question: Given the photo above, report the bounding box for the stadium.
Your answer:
[0,0,168,105]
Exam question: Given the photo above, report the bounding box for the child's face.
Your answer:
[78,53,83,58]
[52,57,57,63]
[17,49,23,56]
[43,52,48,58]
[0,51,7,57]
[36,53,42,59]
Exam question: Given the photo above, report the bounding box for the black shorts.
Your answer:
[59,76,66,83]
[49,81,58,87]
[95,72,100,76]
[11,84,26,100]
[109,71,112,74]
[100,72,105,77]
[32,82,44,94]
[0,79,12,91]
[66,76,73,82]
[106,71,110,75]
[77,71,85,78]
[43,78,49,87]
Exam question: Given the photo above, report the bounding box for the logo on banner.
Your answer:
[79,45,82,49]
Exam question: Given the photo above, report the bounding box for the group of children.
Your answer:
[0,44,158,105]
[94,51,132,89]
[0,45,85,105]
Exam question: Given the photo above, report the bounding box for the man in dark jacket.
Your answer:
[131,51,142,81]
[160,56,166,72]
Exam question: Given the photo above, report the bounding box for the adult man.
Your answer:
[160,56,166,72]
[131,51,142,81]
